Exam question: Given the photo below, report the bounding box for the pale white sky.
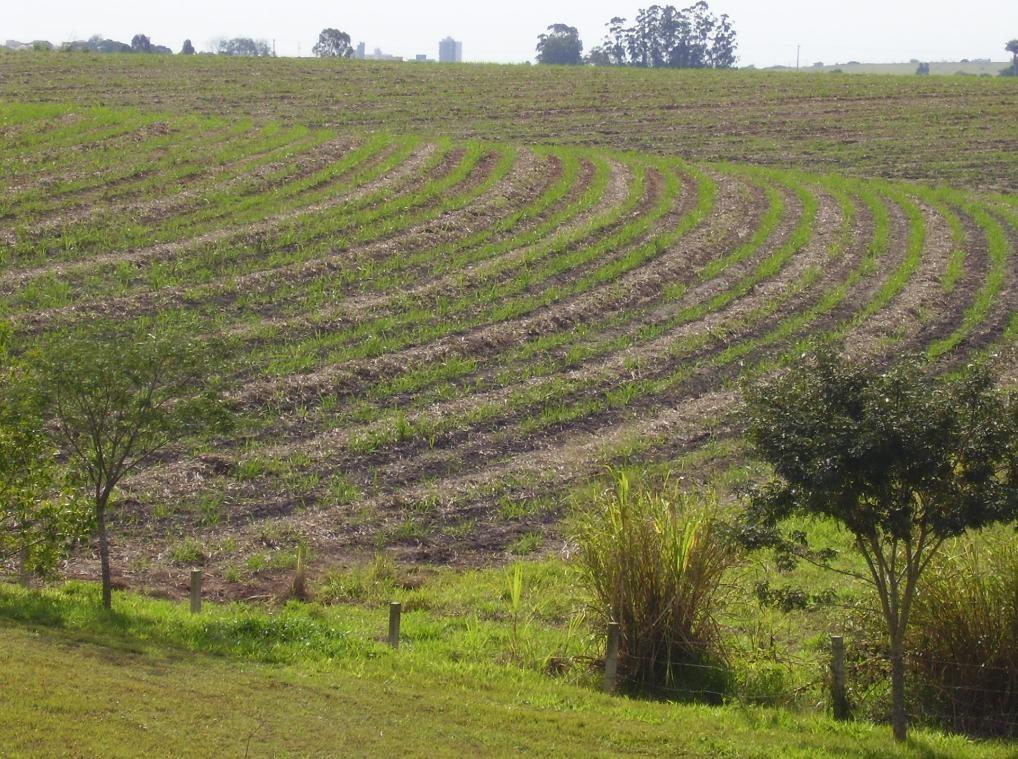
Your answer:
[4,0,1015,66]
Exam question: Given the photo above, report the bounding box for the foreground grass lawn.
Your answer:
[0,584,1011,758]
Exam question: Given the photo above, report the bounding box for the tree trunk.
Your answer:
[96,499,112,610]
[890,634,907,742]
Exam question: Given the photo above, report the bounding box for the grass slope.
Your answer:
[0,583,1010,758]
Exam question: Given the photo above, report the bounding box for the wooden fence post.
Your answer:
[388,601,402,649]
[18,546,30,588]
[190,569,203,614]
[603,621,621,693]
[831,634,849,720]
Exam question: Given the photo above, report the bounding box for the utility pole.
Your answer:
[796,45,801,70]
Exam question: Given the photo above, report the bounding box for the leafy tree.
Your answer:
[1,357,87,583]
[586,2,737,69]
[63,36,132,54]
[709,14,737,68]
[180,39,195,55]
[312,28,353,58]
[131,34,152,53]
[37,320,230,609]
[215,38,272,57]
[1007,39,1018,74]
[536,23,583,65]
[915,61,930,76]
[586,17,628,65]
[743,349,1018,742]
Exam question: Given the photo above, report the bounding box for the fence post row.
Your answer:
[190,569,203,614]
[830,634,849,720]
[388,601,402,649]
[603,621,621,693]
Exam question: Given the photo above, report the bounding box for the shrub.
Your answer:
[575,471,736,695]
[846,533,1018,738]
[906,535,1018,738]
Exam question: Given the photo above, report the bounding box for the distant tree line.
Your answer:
[33,34,271,57]
[59,34,173,54]
[214,38,274,57]
[537,2,737,68]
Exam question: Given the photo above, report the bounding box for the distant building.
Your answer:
[369,47,403,62]
[415,54,429,62]
[353,43,402,62]
[439,37,462,63]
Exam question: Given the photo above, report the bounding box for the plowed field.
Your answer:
[1,70,1015,594]
[1,54,1016,190]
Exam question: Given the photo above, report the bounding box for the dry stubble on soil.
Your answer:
[1,53,1016,191]
[0,79,1015,597]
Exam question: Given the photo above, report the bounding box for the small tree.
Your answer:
[38,320,229,609]
[536,24,583,65]
[743,349,1017,742]
[131,34,152,54]
[312,28,353,58]
[180,39,195,55]
[1007,39,1018,74]
[1,359,87,582]
[709,14,738,68]
[215,38,272,57]
[915,61,930,76]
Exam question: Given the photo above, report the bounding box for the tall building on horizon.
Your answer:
[439,37,462,63]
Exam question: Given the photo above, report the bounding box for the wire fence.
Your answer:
[8,571,1014,740]
[591,623,1017,739]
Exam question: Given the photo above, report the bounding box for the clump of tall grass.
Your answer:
[575,471,737,695]
[906,535,1018,738]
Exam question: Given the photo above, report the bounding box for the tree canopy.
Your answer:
[587,2,737,68]
[536,24,583,65]
[0,357,86,581]
[59,35,170,54]
[131,34,152,54]
[312,28,354,58]
[743,349,1018,741]
[215,38,273,57]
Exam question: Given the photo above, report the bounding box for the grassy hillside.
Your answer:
[1,53,1016,756]
[1,581,1012,758]
[0,53,1016,190]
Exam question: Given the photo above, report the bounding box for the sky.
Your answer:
[4,0,1015,67]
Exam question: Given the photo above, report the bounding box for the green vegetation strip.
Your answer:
[0,582,1008,758]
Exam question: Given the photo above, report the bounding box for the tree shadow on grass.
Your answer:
[0,580,366,667]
